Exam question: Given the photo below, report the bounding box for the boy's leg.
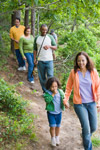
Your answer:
[55,127,60,136]
[47,112,56,146]
[55,112,62,145]
[50,127,55,137]
[55,127,60,145]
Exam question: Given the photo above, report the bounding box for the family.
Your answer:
[10,17,100,150]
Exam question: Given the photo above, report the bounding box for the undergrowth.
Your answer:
[0,78,36,148]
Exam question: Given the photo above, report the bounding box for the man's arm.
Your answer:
[34,50,37,64]
[11,38,19,43]
[43,34,57,50]
[10,28,19,43]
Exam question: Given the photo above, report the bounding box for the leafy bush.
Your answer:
[56,27,100,92]
[58,27,99,58]
[0,78,35,143]
[0,31,11,69]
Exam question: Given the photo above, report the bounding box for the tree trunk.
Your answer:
[24,6,29,27]
[71,18,76,32]
[11,10,21,53]
[37,10,39,35]
[31,8,35,37]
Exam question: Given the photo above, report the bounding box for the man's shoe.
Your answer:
[22,66,26,71]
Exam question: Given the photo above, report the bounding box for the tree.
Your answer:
[24,5,29,27]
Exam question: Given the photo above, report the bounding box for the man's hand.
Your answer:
[14,40,19,43]
[34,59,38,65]
[43,45,50,50]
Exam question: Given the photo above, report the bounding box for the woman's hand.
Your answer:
[97,106,100,112]
[23,56,26,60]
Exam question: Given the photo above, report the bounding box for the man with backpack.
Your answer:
[34,24,57,93]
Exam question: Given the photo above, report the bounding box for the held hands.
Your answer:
[43,45,50,50]
[63,100,69,109]
[64,102,69,109]
[97,106,100,112]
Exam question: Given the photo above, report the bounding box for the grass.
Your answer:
[92,136,100,147]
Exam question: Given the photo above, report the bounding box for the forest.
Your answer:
[0,0,100,149]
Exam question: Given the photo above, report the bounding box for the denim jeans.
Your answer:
[37,61,53,92]
[74,102,97,150]
[15,49,25,67]
[25,53,34,82]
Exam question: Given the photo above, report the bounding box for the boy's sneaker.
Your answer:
[56,136,60,146]
[22,66,26,71]
[51,137,56,147]
[18,67,23,71]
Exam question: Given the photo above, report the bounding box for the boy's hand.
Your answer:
[52,89,58,97]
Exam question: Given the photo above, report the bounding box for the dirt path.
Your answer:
[1,55,100,150]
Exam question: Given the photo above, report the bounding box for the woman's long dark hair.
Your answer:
[74,51,94,73]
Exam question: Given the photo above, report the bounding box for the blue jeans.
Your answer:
[15,49,25,67]
[37,61,53,92]
[74,102,97,150]
[25,53,34,82]
[47,112,62,127]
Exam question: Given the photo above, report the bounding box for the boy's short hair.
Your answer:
[46,77,61,90]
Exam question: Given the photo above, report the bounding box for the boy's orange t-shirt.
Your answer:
[10,25,25,49]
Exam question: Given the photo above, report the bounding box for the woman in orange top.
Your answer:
[64,51,100,150]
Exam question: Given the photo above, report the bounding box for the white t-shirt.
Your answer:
[34,34,56,61]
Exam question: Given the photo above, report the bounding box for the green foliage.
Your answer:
[56,26,100,92]
[59,26,98,56]
[0,30,11,69]
[92,136,100,147]
[0,78,35,143]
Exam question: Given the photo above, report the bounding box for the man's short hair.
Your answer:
[40,24,47,28]
[15,17,20,22]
